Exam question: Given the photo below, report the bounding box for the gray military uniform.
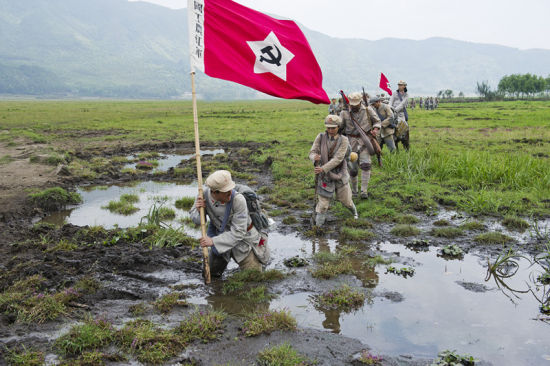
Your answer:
[190,188,268,275]
[309,132,356,225]
[339,106,381,196]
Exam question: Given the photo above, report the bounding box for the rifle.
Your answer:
[361,87,369,105]
[339,90,374,156]
[362,87,382,167]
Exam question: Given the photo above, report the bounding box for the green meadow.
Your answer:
[1,99,549,219]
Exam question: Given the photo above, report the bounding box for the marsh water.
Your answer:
[41,181,550,365]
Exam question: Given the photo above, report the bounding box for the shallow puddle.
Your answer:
[42,181,199,229]
[40,182,550,365]
[124,149,224,173]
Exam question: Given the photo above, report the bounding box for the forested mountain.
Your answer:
[1,0,549,99]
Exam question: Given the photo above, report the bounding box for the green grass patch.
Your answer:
[0,275,79,324]
[343,217,373,229]
[128,303,148,317]
[175,196,195,210]
[45,238,79,252]
[393,214,420,224]
[4,346,45,366]
[502,216,529,232]
[390,224,420,237]
[340,226,375,241]
[433,219,450,226]
[222,269,284,299]
[28,187,82,211]
[153,292,188,313]
[460,220,486,231]
[257,342,315,366]
[55,318,115,356]
[175,308,227,343]
[242,309,297,337]
[117,319,183,364]
[120,193,139,203]
[311,260,353,279]
[313,284,365,311]
[0,154,13,164]
[146,227,198,248]
[430,227,464,238]
[474,231,514,244]
[102,199,138,215]
[282,216,298,225]
[157,207,176,220]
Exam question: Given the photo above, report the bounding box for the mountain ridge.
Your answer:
[1,0,549,99]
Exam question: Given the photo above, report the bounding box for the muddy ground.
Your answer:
[0,138,542,365]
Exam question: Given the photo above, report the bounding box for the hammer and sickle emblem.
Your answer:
[259,44,282,66]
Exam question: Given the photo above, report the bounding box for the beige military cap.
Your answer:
[398,80,407,86]
[206,170,236,192]
[325,114,341,128]
[348,92,362,106]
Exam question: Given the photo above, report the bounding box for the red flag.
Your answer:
[188,0,329,104]
[379,72,393,96]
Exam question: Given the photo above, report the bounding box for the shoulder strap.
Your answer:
[218,190,235,233]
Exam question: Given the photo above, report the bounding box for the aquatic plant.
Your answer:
[440,244,464,258]
[431,349,477,366]
[385,266,415,278]
[283,256,308,267]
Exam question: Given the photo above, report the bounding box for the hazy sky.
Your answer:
[129,0,549,50]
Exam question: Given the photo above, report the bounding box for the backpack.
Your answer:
[234,184,270,231]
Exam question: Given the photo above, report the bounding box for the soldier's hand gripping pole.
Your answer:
[191,72,211,284]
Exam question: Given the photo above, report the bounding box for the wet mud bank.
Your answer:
[1,141,549,365]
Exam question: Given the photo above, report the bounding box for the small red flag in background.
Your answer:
[379,72,392,96]
[188,0,330,104]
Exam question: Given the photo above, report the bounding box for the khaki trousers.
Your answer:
[209,249,262,277]
[316,182,354,214]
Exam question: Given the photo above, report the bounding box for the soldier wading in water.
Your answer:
[309,115,358,226]
[190,170,270,277]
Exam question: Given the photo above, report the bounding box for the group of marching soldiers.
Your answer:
[311,81,410,226]
[413,96,438,110]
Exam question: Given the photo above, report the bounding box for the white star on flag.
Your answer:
[247,31,295,81]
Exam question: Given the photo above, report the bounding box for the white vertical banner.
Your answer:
[188,0,205,72]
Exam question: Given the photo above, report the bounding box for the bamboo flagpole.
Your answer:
[191,71,211,284]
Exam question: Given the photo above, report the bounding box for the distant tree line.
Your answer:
[476,73,550,100]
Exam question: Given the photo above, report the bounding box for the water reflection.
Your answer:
[42,181,199,229]
[123,149,225,173]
